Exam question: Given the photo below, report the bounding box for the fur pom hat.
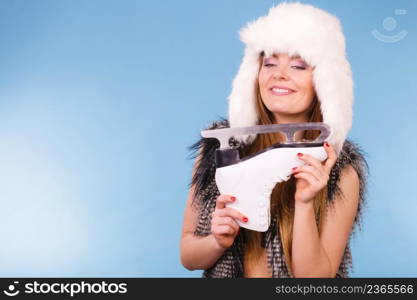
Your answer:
[228,2,353,155]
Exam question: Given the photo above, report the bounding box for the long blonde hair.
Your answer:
[241,53,327,275]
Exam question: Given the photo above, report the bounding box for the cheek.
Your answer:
[258,70,268,88]
[295,75,315,96]
[258,71,270,96]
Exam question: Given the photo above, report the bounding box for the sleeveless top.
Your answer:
[187,118,369,278]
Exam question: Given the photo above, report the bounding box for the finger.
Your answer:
[212,213,245,232]
[218,207,248,223]
[296,152,323,169]
[293,164,325,182]
[214,225,235,236]
[217,216,240,232]
[323,142,338,173]
[215,194,236,209]
[293,171,320,186]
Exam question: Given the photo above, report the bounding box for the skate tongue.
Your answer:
[201,122,330,150]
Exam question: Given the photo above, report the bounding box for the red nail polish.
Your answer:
[292,167,297,171]
[231,196,236,202]
[324,142,329,147]
[243,217,248,222]
[297,153,303,157]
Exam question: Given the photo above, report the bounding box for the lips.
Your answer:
[269,85,296,96]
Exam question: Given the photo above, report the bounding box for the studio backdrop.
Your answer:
[0,0,416,277]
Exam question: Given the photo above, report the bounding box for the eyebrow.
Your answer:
[270,53,302,60]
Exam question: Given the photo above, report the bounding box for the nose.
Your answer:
[273,65,289,80]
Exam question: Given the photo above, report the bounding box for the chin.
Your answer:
[266,104,291,113]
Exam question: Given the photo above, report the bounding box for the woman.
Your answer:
[180,2,368,278]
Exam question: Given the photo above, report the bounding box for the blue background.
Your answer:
[0,0,416,277]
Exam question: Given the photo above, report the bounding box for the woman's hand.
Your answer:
[211,195,248,249]
[292,142,338,204]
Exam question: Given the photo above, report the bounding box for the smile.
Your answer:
[270,87,295,96]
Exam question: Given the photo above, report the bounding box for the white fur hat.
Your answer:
[228,2,353,155]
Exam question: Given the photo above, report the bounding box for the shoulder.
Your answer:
[336,139,369,195]
[327,139,369,205]
[187,119,227,159]
[187,118,230,207]
[327,139,369,231]
[330,139,369,188]
[337,139,369,174]
[340,164,359,182]
[203,117,230,131]
[188,117,241,161]
[337,164,360,202]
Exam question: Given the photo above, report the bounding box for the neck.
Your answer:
[273,113,309,124]
[273,113,310,142]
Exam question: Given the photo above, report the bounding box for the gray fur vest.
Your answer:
[188,118,369,278]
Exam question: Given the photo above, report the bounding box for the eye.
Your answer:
[263,57,277,67]
[292,65,306,70]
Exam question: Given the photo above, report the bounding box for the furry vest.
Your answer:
[188,119,369,277]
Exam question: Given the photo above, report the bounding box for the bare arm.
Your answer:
[291,164,360,277]
[180,145,249,271]
[179,183,229,270]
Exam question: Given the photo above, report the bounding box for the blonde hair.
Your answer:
[241,54,327,276]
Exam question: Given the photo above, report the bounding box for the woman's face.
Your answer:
[258,53,315,123]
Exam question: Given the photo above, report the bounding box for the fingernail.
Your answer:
[324,142,329,147]
[297,153,303,157]
[292,167,297,171]
[243,217,248,222]
[231,196,236,202]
